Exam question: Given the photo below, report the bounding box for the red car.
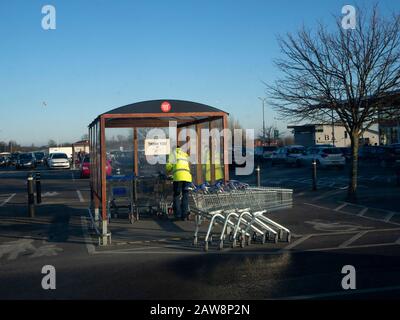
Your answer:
[80,155,112,178]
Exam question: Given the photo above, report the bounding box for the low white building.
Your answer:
[288,124,380,147]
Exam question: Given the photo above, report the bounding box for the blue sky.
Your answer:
[1,0,399,145]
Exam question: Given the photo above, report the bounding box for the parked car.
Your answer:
[0,156,8,167]
[16,153,36,170]
[337,147,352,163]
[262,146,278,160]
[271,145,306,166]
[378,146,400,168]
[10,152,20,166]
[80,155,112,178]
[34,152,46,165]
[299,147,346,168]
[48,153,71,169]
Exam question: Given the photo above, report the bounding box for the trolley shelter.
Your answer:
[88,100,230,244]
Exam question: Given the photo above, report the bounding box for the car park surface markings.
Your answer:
[338,231,369,248]
[76,190,84,202]
[304,202,400,226]
[0,193,16,207]
[277,285,400,300]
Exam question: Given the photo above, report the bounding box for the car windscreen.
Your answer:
[52,154,68,159]
[321,148,342,154]
[19,154,33,159]
[34,152,44,159]
[288,148,304,154]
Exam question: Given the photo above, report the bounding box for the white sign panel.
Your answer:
[145,139,170,156]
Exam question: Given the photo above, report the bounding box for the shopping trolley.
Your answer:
[106,174,137,224]
[189,182,293,251]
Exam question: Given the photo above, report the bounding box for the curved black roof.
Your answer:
[102,99,227,115]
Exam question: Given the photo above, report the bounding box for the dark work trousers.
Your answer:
[173,181,191,218]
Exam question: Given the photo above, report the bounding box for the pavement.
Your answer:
[1,163,400,300]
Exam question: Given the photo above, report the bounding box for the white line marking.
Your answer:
[384,212,396,222]
[334,203,348,212]
[304,202,400,226]
[358,207,368,217]
[312,189,344,201]
[305,242,399,251]
[0,193,16,207]
[283,235,312,250]
[278,285,400,300]
[76,190,84,202]
[80,216,96,255]
[339,231,369,248]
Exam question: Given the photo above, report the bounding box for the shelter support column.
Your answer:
[100,116,111,245]
[209,121,216,184]
[196,124,202,185]
[223,115,229,182]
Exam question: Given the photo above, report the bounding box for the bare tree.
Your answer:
[267,5,400,200]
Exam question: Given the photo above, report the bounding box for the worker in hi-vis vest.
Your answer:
[166,143,192,221]
[204,145,224,183]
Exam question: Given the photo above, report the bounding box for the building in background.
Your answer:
[288,124,380,147]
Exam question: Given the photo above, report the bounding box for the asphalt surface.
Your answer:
[0,163,400,300]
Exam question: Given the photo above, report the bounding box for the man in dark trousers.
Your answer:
[166,143,192,221]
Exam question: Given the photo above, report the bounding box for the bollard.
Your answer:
[27,174,35,217]
[312,160,317,191]
[35,172,42,204]
[256,165,261,187]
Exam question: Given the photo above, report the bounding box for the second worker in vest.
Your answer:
[166,143,192,221]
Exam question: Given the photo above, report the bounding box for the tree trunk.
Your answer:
[347,131,359,202]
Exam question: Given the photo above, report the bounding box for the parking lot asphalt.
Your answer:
[0,164,400,299]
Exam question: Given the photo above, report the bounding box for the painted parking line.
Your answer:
[338,231,369,248]
[304,202,400,227]
[283,235,312,250]
[384,212,397,223]
[76,190,84,203]
[0,193,16,207]
[278,285,400,300]
[312,189,344,201]
[334,203,348,212]
[358,207,368,217]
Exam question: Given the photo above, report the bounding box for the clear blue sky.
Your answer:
[1,0,399,145]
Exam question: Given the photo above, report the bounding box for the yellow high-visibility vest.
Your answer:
[166,148,192,182]
[204,149,224,182]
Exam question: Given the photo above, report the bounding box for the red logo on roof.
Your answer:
[161,101,171,113]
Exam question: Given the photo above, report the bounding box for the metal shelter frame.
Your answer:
[88,100,230,245]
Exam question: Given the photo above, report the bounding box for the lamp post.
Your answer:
[258,97,266,143]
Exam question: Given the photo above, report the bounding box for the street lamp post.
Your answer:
[258,97,266,143]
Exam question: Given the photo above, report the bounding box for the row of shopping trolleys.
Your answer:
[189,184,293,251]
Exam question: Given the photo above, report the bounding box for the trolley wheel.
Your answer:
[262,234,266,244]
[240,235,245,248]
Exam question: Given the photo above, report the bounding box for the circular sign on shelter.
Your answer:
[161,101,171,112]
